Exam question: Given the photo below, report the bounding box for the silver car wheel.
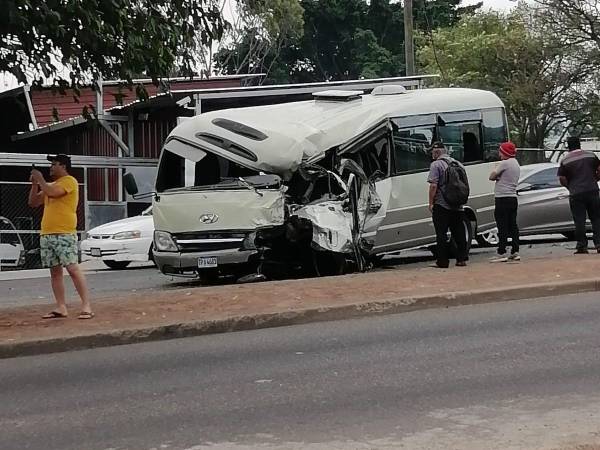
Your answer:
[477,228,499,246]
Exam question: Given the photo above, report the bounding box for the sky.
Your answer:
[0,0,527,92]
[465,0,523,10]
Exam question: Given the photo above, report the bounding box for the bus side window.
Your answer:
[437,122,483,163]
[392,126,434,173]
[350,136,390,179]
[482,108,508,161]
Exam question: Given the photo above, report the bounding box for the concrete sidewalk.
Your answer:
[1,253,600,358]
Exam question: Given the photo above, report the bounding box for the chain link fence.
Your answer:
[0,181,85,271]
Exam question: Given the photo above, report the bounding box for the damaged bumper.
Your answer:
[155,248,256,277]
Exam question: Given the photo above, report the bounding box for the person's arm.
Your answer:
[489,161,505,181]
[428,183,437,212]
[28,182,44,208]
[30,170,67,198]
[427,162,441,213]
[557,164,568,188]
[559,176,568,187]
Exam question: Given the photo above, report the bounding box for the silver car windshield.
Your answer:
[155,139,280,193]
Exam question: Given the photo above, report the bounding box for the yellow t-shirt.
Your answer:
[41,175,79,235]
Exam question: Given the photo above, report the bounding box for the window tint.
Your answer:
[437,121,483,163]
[156,140,263,192]
[392,124,434,173]
[522,167,561,189]
[346,136,390,178]
[482,108,508,162]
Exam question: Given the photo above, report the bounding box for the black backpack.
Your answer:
[440,157,470,207]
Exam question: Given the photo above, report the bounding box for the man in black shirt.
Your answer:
[557,136,600,254]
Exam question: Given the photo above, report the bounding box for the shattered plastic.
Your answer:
[295,202,354,253]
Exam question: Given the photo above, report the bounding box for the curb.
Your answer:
[2,278,599,359]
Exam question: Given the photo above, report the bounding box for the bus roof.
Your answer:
[169,87,504,177]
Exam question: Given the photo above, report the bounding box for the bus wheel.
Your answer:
[450,216,473,257]
[430,216,473,258]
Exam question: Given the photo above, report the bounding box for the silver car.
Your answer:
[476,162,596,246]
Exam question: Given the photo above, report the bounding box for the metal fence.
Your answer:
[0,181,86,270]
[516,147,569,165]
[0,153,157,271]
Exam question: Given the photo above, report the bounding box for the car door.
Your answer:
[517,167,573,234]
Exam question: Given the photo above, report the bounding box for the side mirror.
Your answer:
[123,173,139,196]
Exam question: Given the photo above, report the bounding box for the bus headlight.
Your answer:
[154,231,178,252]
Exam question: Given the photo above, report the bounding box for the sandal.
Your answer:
[77,311,95,320]
[42,311,68,319]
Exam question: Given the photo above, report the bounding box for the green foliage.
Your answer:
[216,0,481,84]
[418,6,599,148]
[1,0,225,90]
[213,0,304,81]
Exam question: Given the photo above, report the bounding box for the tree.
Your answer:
[535,0,600,49]
[215,0,481,84]
[534,0,600,140]
[418,6,599,149]
[212,0,304,81]
[1,1,225,91]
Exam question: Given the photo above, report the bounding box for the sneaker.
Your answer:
[455,261,467,267]
[574,248,589,254]
[489,255,508,263]
[508,253,521,262]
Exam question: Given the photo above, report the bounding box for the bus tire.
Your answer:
[430,215,473,259]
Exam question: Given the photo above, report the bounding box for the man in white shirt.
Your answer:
[488,142,521,262]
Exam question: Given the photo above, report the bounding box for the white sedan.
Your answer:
[0,216,25,269]
[81,207,154,269]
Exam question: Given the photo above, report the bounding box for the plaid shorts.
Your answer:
[40,234,79,268]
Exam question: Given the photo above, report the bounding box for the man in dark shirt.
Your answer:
[427,142,468,268]
[557,136,600,254]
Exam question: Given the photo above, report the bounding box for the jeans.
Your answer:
[494,197,519,255]
[569,190,600,250]
[432,204,468,267]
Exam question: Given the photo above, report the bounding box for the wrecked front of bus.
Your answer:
[150,91,385,281]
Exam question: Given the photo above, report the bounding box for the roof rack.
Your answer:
[312,90,364,102]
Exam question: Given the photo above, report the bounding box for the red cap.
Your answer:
[499,142,516,158]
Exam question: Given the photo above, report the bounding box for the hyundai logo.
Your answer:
[199,213,219,224]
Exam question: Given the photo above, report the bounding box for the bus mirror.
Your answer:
[123,173,139,196]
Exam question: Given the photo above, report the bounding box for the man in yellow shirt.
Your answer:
[29,154,93,319]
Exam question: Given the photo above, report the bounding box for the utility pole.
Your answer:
[404,0,415,76]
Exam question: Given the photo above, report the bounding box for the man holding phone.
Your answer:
[28,154,93,319]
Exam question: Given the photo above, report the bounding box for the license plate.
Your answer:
[197,256,218,268]
[91,248,101,257]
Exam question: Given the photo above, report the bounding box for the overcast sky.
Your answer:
[464,0,523,10]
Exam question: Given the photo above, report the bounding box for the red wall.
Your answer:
[30,79,243,127]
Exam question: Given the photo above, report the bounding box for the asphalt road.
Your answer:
[2,292,600,450]
[0,235,580,308]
